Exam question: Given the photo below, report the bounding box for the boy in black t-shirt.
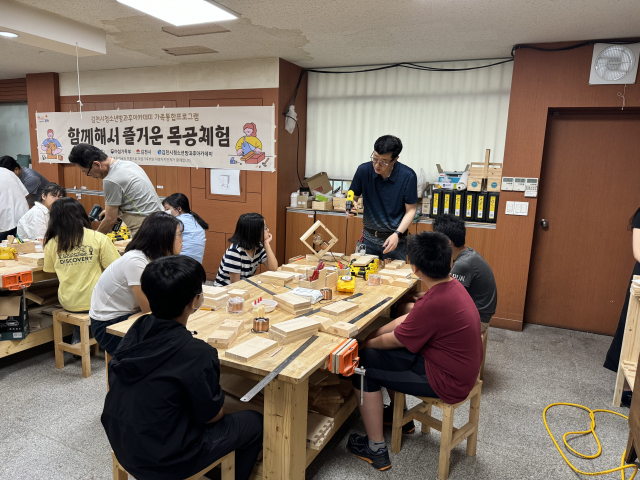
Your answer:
[399,215,497,331]
[102,256,262,480]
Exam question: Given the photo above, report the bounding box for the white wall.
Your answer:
[59,58,280,96]
[0,102,31,160]
[306,60,513,183]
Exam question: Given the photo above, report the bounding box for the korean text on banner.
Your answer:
[35,106,276,172]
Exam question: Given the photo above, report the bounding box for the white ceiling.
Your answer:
[2,0,640,79]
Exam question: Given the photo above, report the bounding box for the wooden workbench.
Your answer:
[0,259,56,284]
[107,274,417,479]
[614,277,640,406]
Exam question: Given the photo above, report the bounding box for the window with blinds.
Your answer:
[306,60,513,183]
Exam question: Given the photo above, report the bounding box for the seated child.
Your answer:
[214,212,277,286]
[17,182,65,240]
[90,212,183,355]
[102,255,263,480]
[163,192,208,264]
[348,231,482,471]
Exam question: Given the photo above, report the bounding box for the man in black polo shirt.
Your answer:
[347,135,418,260]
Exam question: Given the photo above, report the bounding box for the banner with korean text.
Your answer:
[35,106,276,172]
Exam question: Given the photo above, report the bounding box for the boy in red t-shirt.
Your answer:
[347,231,482,471]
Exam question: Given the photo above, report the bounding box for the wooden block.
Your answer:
[273,292,312,310]
[392,278,414,288]
[269,329,314,345]
[228,289,250,300]
[325,271,338,288]
[207,329,237,348]
[271,317,321,336]
[225,337,277,362]
[13,242,37,254]
[325,321,358,338]
[202,294,229,309]
[380,275,394,285]
[307,412,334,447]
[260,271,296,284]
[337,380,353,397]
[202,285,228,297]
[17,253,44,267]
[385,261,406,269]
[219,319,245,335]
[298,278,323,290]
[307,315,334,332]
[351,254,378,267]
[278,304,313,316]
[377,268,412,279]
[312,402,341,417]
[321,301,358,316]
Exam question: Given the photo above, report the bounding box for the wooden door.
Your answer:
[525,112,640,334]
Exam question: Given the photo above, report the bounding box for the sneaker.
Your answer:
[382,405,415,433]
[346,433,391,471]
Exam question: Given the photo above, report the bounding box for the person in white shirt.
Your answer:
[16,183,65,240]
[0,166,29,241]
[90,212,183,355]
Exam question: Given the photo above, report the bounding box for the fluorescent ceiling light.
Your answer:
[117,0,237,26]
[0,31,18,38]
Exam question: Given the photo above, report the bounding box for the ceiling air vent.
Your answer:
[162,46,218,56]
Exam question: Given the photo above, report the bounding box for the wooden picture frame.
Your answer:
[300,220,339,259]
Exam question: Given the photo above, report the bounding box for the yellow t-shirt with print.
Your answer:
[44,229,121,312]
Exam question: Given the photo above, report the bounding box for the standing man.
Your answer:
[0,165,29,241]
[0,156,51,207]
[347,135,417,260]
[68,144,163,237]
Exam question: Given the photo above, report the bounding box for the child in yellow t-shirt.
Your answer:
[44,198,120,344]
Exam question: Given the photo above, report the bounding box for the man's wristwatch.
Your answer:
[394,230,403,238]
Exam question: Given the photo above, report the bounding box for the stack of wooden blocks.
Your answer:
[273,292,313,315]
[377,266,414,288]
[308,370,354,417]
[17,252,45,267]
[268,317,321,344]
[207,318,246,348]
[307,413,335,450]
[202,285,230,309]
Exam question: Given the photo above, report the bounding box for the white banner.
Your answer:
[35,106,276,172]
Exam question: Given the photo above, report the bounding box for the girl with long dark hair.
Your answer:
[605,207,640,379]
[90,212,183,355]
[163,193,208,264]
[43,198,120,344]
[214,212,277,286]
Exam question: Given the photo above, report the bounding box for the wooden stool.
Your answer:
[52,309,99,378]
[112,450,235,479]
[391,380,483,480]
[479,328,488,380]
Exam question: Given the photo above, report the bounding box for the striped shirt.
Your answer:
[214,244,267,286]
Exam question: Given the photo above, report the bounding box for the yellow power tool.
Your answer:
[346,190,357,217]
[0,247,17,260]
[337,275,356,294]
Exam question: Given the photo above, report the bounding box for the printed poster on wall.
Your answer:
[35,106,276,172]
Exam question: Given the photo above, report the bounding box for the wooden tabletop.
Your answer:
[106,275,416,384]
[0,259,44,275]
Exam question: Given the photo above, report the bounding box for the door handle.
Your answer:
[540,219,549,228]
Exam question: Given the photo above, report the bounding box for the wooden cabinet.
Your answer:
[345,216,363,256]
[285,210,315,261]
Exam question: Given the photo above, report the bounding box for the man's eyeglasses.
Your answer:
[85,162,93,177]
[370,153,394,167]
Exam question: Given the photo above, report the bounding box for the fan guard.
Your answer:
[594,45,635,81]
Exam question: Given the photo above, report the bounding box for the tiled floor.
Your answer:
[0,324,632,479]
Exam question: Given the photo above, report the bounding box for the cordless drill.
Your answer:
[346,190,357,217]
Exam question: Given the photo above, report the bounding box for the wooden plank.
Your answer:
[273,292,311,310]
[351,255,378,267]
[377,268,413,279]
[219,319,246,335]
[321,301,359,316]
[271,317,321,336]
[225,337,277,362]
[0,323,72,359]
[202,285,228,297]
[325,321,358,338]
[392,278,414,288]
[307,315,333,332]
[208,329,237,348]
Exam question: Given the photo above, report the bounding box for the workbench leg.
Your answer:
[52,313,64,370]
[613,367,626,407]
[263,377,308,480]
[80,323,91,378]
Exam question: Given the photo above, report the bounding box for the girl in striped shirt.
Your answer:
[214,213,278,286]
